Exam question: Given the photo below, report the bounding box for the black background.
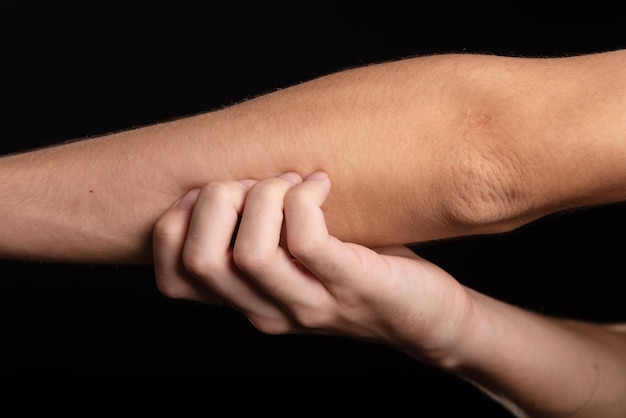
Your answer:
[1,1,625,415]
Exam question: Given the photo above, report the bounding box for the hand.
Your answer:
[152,172,477,363]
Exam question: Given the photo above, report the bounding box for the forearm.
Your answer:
[0,54,468,263]
[444,290,626,417]
[2,50,626,263]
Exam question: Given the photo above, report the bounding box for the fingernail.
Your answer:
[239,179,257,188]
[176,189,200,210]
[279,172,302,184]
[306,171,328,181]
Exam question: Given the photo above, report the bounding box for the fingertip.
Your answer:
[239,179,258,189]
[283,171,332,254]
[305,171,331,194]
[285,170,331,208]
[175,188,201,210]
[279,172,303,185]
[305,171,329,181]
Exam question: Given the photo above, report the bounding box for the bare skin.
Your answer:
[1,50,626,263]
[152,172,626,417]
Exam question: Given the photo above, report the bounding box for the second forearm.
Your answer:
[446,291,626,417]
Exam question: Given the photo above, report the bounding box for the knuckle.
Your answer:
[290,307,329,330]
[248,316,293,335]
[232,246,272,274]
[286,240,316,261]
[287,236,325,263]
[284,184,309,204]
[248,177,290,200]
[198,180,240,203]
[283,185,312,213]
[152,214,180,246]
[154,274,188,300]
[181,247,219,278]
[285,297,335,330]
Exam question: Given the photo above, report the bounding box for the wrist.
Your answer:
[396,283,484,369]
[420,287,490,370]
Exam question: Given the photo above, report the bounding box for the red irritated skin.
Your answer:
[1,50,626,265]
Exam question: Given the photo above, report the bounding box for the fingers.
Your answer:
[282,171,362,289]
[231,172,312,301]
[182,180,249,272]
[153,180,275,311]
[153,188,216,301]
[155,172,466,347]
[283,171,331,251]
[233,172,302,266]
[154,171,353,329]
[154,177,301,333]
[153,182,253,303]
[232,170,361,305]
[180,180,288,319]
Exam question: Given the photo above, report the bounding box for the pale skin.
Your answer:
[152,171,626,418]
[1,50,626,263]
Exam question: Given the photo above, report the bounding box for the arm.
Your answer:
[2,50,626,263]
[448,292,626,417]
[152,172,626,417]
